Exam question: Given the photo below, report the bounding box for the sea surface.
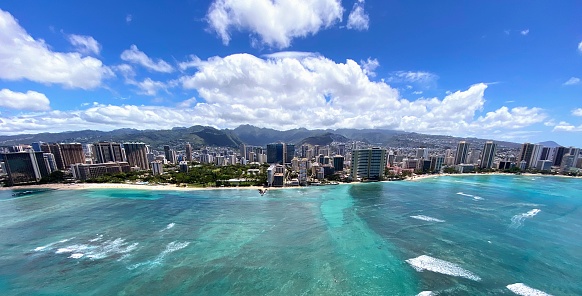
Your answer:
[1,175,581,295]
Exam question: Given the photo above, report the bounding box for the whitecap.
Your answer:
[506,283,552,296]
[69,253,84,259]
[456,192,483,200]
[410,215,445,223]
[89,234,103,242]
[34,237,74,252]
[405,255,481,281]
[160,223,175,232]
[417,291,435,296]
[127,241,190,270]
[510,209,541,229]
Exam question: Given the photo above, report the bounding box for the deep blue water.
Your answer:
[0,175,581,295]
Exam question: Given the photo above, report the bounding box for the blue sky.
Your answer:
[1,1,582,146]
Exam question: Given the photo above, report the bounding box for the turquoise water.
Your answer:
[0,175,581,295]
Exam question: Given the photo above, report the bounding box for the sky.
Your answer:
[1,1,582,146]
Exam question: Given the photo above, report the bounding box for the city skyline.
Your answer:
[1,2,582,146]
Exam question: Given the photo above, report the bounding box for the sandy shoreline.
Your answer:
[1,173,579,192]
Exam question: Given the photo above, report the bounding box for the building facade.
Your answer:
[351,148,387,181]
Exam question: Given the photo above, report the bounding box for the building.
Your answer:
[151,161,164,175]
[93,142,124,164]
[454,141,469,165]
[536,160,553,172]
[333,155,344,172]
[267,164,285,187]
[123,143,149,170]
[285,144,295,164]
[429,155,445,172]
[351,148,387,181]
[185,143,193,162]
[40,143,65,170]
[267,143,285,164]
[43,153,57,174]
[416,148,428,159]
[552,146,567,167]
[456,164,475,173]
[179,161,189,173]
[2,151,50,185]
[479,141,497,169]
[59,143,84,169]
[71,162,131,181]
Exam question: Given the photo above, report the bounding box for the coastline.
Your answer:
[2,173,580,192]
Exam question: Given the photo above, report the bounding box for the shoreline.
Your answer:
[1,173,580,192]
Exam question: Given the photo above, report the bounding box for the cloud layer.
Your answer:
[0,9,112,89]
[0,53,546,140]
[206,0,344,48]
[0,89,51,111]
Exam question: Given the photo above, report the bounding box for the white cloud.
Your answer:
[179,55,203,70]
[360,57,379,77]
[388,71,438,83]
[126,14,132,23]
[563,77,580,86]
[134,78,168,96]
[0,53,547,138]
[68,34,101,55]
[412,91,423,95]
[263,51,318,60]
[206,0,344,48]
[572,108,582,116]
[347,0,369,31]
[0,9,112,89]
[0,89,50,111]
[553,121,582,132]
[520,29,529,36]
[578,41,582,53]
[120,44,174,73]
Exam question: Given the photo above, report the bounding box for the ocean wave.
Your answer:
[89,234,103,242]
[160,223,175,232]
[410,215,445,223]
[510,209,541,229]
[127,241,190,270]
[53,237,139,260]
[506,283,552,296]
[33,237,74,252]
[417,291,436,296]
[405,255,481,281]
[456,192,483,200]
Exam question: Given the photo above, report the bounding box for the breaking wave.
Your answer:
[506,283,552,296]
[160,223,175,232]
[410,215,445,223]
[405,255,481,281]
[510,209,541,229]
[456,192,483,200]
[53,237,139,260]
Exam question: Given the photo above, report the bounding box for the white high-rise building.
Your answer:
[479,141,497,169]
[351,148,387,181]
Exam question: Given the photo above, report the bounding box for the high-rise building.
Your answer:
[31,142,44,152]
[185,143,193,162]
[351,148,387,181]
[71,162,131,181]
[267,143,285,164]
[2,151,50,185]
[43,153,57,174]
[151,161,164,175]
[285,144,295,164]
[430,155,445,172]
[518,143,535,168]
[479,141,497,169]
[164,145,172,163]
[123,143,149,170]
[41,143,65,170]
[59,143,84,169]
[337,144,346,157]
[540,147,551,161]
[93,142,124,163]
[416,148,428,159]
[552,146,567,167]
[529,144,543,169]
[333,155,344,172]
[454,141,470,165]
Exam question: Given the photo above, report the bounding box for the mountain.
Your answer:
[299,132,350,146]
[0,126,242,150]
[233,125,326,146]
[537,141,562,148]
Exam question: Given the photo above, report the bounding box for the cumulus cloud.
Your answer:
[563,77,580,86]
[520,29,529,36]
[206,0,344,48]
[347,0,369,31]
[120,45,174,73]
[68,34,101,55]
[0,89,50,111]
[0,9,112,89]
[0,53,547,138]
[578,41,582,53]
[553,121,582,132]
[263,51,318,60]
[133,78,168,96]
[572,108,582,116]
[360,57,379,77]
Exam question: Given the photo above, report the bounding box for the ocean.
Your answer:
[0,175,581,295]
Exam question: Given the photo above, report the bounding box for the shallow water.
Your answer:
[0,175,580,295]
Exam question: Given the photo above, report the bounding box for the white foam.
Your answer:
[507,283,552,296]
[160,223,175,232]
[510,209,541,229]
[69,253,84,259]
[417,291,435,296]
[128,241,190,270]
[410,215,445,223]
[405,255,481,281]
[456,192,483,200]
[34,238,74,252]
[89,234,103,242]
[55,237,139,260]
